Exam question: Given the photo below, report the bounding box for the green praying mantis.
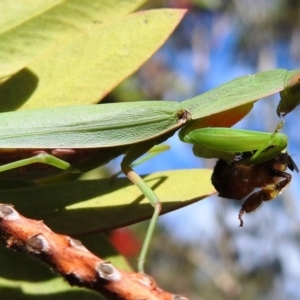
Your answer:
[0,68,300,272]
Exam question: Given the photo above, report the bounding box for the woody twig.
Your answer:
[0,203,187,300]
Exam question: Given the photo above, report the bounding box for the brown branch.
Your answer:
[0,203,188,300]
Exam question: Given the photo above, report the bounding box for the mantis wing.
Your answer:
[0,101,181,148]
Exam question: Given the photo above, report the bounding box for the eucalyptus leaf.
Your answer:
[9,9,186,110]
[0,0,146,79]
[0,169,215,235]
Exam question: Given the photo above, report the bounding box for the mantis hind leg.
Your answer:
[121,141,164,273]
[0,152,75,174]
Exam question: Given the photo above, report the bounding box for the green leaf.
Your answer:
[0,0,146,79]
[0,8,186,111]
[0,169,215,235]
